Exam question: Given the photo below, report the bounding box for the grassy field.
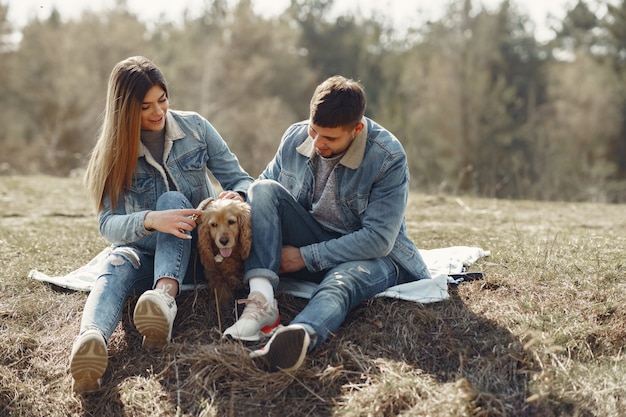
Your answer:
[1,175,624,417]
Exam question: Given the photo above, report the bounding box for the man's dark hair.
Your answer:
[309,75,366,129]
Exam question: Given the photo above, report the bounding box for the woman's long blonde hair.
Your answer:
[84,56,168,211]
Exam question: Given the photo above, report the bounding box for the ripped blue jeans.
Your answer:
[79,192,201,342]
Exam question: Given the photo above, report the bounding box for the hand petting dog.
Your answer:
[144,208,203,239]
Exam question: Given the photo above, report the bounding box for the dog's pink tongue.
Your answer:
[219,248,233,258]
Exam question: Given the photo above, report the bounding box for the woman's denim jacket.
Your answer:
[260,117,431,283]
[99,110,253,248]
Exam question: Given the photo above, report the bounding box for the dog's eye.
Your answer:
[228,220,236,225]
[210,223,218,228]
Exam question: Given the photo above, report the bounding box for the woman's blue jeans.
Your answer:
[79,191,201,342]
[244,180,410,349]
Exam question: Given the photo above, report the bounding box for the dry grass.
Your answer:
[1,175,624,417]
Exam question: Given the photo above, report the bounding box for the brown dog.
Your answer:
[196,197,251,307]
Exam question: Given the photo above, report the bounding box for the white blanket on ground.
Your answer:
[28,246,490,304]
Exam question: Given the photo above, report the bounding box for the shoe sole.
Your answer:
[134,296,170,349]
[251,326,309,372]
[70,335,107,394]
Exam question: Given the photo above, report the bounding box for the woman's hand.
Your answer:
[144,208,203,239]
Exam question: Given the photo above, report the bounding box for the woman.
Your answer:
[69,56,253,394]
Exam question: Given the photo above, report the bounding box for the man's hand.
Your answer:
[279,246,306,274]
[218,190,245,201]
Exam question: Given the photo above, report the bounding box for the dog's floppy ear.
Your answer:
[196,197,213,224]
[197,197,214,211]
[197,201,217,272]
[238,202,252,259]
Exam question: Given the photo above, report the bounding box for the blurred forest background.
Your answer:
[1,0,625,202]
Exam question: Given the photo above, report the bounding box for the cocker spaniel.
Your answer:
[196,197,251,307]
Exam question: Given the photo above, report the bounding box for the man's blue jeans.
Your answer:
[79,191,200,342]
[244,180,411,349]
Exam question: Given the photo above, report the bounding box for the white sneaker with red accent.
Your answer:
[223,291,280,341]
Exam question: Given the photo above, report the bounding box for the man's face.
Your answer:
[308,122,364,158]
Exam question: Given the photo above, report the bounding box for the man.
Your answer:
[223,75,431,372]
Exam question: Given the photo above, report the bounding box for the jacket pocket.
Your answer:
[176,148,208,187]
[341,192,367,229]
[125,174,158,212]
[278,170,305,200]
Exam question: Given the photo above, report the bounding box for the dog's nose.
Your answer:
[219,236,230,246]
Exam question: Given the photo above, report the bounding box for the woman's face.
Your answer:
[141,85,168,131]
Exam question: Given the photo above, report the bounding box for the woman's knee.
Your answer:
[105,247,153,289]
[156,191,191,210]
[108,247,141,270]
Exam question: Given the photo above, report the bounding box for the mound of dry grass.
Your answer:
[1,176,625,417]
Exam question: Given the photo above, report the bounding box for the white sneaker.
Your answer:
[133,285,177,349]
[250,324,310,372]
[223,291,280,341]
[70,329,108,394]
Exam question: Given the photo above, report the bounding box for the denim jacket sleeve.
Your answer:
[98,197,153,246]
[258,123,294,182]
[299,150,410,272]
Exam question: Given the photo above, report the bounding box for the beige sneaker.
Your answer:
[250,324,310,372]
[70,329,108,394]
[223,291,280,341]
[133,285,177,349]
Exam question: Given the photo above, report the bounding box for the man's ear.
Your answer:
[352,121,365,138]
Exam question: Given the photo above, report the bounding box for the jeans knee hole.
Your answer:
[109,255,125,266]
[109,248,141,269]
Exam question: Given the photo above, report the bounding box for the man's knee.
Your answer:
[248,179,289,203]
[250,178,278,193]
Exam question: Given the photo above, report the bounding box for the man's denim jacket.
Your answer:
[260,117,431,283]
[99,110,253,247]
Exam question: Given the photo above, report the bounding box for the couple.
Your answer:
[69,56,431,394]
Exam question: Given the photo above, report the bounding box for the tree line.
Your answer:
[1,0,625,202]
